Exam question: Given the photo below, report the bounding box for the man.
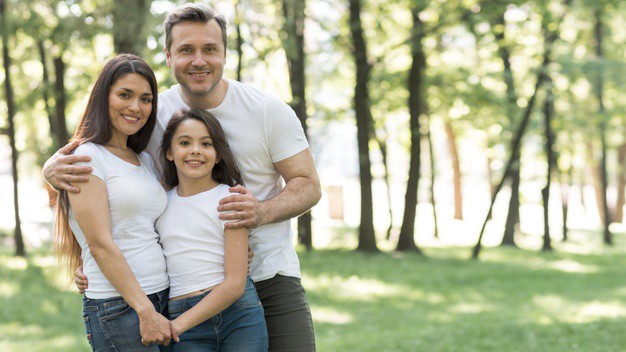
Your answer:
[44,3,320,351]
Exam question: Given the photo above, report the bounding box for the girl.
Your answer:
[157,109,268,351]
[54,54,172,350]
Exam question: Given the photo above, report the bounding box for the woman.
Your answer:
[54,54,172,351]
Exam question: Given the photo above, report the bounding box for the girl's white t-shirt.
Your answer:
[69,142,169,299]
[156,184,232,298]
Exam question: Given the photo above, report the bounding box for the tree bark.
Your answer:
[37,40,57,149]
[616,142,626,223]
[541,74,556,252]
[426,115,439,238]
[53,55,69,145]
[234,0,244,82]
[282,0,313,250]
[444,121,463,220]
[349,0,378,252]
[373,131,394,240]
[593,8,611,245]
[1,0,26,257]
[560,159,572,241]
[112,0,150,55]
[397,4,427,253]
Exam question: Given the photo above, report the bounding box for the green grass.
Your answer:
[2,231,626,351]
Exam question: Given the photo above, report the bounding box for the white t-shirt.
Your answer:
[146,79,309,282]
[69,143,169,299]
[156,184,234,298]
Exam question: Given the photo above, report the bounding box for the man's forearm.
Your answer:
[260,176,321,226]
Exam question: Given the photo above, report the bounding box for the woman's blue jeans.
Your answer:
[168,277,268,352]
[82,288,171,352]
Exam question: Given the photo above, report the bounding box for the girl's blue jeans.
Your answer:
[168,277,268,352]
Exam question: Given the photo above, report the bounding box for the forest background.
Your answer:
[1,0,626,351]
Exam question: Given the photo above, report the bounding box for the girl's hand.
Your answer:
[74,266,88,293]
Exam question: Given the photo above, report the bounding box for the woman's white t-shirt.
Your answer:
[156,184,233,298]
[69,142,169,299]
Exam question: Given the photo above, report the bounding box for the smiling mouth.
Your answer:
[188,72,209,77]
[122,114,140,123]
[185,160,205,166]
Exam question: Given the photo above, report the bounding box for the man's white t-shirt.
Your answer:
[146,79,309,282]
[156,184,233,298]
[70,143,169,299]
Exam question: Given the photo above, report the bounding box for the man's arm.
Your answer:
[218,148,321,229]
[43,141,92,193]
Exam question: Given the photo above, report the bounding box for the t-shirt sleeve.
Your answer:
[217,186,236,230]
[73,143,108,181]
[264,95,309,163]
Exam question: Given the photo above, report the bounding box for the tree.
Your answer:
[112,0,151,55]
[349,0,378,252]
[1,0,26,257]
[282,0,314,250]
[397,1,427,253]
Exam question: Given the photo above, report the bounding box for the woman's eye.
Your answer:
[141,97,152,103]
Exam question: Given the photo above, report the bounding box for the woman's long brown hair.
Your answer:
[53,54,158,280]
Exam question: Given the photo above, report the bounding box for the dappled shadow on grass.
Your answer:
[299,242,626,351]
[0,250,88,352]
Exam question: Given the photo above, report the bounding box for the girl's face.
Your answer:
[167,118,220,183]
[108,73,153,143]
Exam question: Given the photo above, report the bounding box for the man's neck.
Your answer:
[179,78,229,110]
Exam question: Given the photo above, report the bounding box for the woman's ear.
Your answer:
[166,149,174,162]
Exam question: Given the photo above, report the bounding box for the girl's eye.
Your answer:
[179,141,190,146]
[203,142,212,147]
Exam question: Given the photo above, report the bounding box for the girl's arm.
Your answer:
[170,227,249,335]
[69,175,172,346]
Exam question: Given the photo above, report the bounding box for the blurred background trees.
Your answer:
[1,0,624,257]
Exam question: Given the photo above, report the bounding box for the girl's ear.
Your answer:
[166,149,174,161]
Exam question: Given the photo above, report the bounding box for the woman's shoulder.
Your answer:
[73,142,103,158]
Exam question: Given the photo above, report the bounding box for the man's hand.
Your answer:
[43,140,92,193]
[139,309,172,346]
[218,185,265,229]
[74,266,88,294]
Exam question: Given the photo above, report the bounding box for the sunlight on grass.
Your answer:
[450,302,495,314]
[2,256,27,269]
[0,282,18,297]
[548,259,598,273]
[311,306,353,324]
[574,301,626,322]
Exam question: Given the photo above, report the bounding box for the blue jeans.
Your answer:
[168,277,268,352]
[82,288,171,352]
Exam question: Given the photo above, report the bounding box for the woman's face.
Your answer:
[108,73,153,142]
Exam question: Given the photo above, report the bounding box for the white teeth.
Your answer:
[189,72,208,77]
[186,161,204,166]
[122,115,139,121]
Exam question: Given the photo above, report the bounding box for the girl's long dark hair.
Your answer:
[54,54,159,279]
[160,109,244,189]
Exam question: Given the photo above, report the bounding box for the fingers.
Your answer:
[59,181,81,194]
[218,194,247,206]
[228,184,248,194]
[223,220,250,230]
[62,154,92,166]
[58,140,80,155]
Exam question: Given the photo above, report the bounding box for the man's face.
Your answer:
[166,20,226,100]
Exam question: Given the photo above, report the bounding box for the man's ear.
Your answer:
[165,48,172,68]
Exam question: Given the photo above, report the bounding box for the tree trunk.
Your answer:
[616,142,626,223]
[37,40,57,149]
[234,0,243,82]
[397,5,427,254]
[594,8,611,245]
[444,121,463,220]
[425,116,439,238]
[373,131,394,240]
[282,0,313,250]
[541,73,556,252]
[53,55,69,145]
[1,0,26,257]
[493,10,521,248]
[472,0,568,259]
[349,0,378,252]
[560,160,572,241]
[112,0,149,55]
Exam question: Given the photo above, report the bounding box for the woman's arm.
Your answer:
[170,227,249,335]
[69,175,172,346]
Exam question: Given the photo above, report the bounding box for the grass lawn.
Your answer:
[1,230,626,351]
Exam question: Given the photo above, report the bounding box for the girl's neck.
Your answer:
[176,176,220,197]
